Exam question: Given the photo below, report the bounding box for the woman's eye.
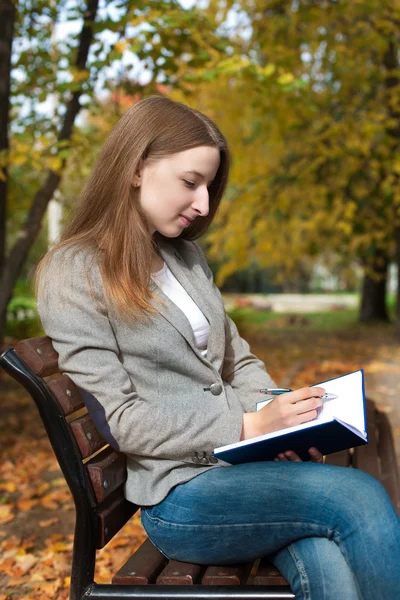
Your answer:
[183,180,195,188]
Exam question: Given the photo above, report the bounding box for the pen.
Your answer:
[259,388,338,400]
[259,388,293,395]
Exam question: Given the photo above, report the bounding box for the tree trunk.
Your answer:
[359,251,390,322]
[395,227,400,333]
[0,0,99,344]
[0,1,16,345]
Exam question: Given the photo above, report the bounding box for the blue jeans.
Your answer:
[141,462,400,600]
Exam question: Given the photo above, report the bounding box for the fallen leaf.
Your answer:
[4,575,28,587]
[39,517,59,528]
[17,498,38,511]
[14,552,37,574]
[51,478,67,487]
[29,578,62,595]
[47,541,71,553]
[0,482,17,493]
[0,504,14,524]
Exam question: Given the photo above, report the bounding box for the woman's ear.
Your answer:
[133,159,144,187]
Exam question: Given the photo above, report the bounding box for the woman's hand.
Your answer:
[241,387,325,441]
[274,447,324,463]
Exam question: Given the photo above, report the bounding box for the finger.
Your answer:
[295,397,323,415]
[308,447,324,463]
[278,453,288,461]
[287,387,326,403]
[284,450,302,462]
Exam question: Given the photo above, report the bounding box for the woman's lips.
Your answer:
[179,215,191,227]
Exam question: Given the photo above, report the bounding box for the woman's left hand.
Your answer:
[274,447,324,463]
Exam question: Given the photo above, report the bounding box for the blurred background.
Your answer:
[1,0,400,598]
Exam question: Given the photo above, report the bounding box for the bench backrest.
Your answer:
[1,336,138,549]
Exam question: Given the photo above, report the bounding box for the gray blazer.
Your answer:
[37,238,276,506]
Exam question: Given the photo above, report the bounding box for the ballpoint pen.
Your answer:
[259,388,338,400]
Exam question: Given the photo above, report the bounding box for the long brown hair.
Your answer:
[35,95,230,321]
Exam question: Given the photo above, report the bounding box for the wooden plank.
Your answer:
[47,374,85,416]
[86,447,127,504]
[70,413,107,459]
[156,560,203,585]
[112,539,167,584]
[15,336,59,377]
[377,410,400,514]
[253,557,288,586]
[96,494,138,549]
[352,399,380,481]
[325,449,351,468]
[202,562,253,585]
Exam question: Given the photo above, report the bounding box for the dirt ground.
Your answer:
[1,324,400,599]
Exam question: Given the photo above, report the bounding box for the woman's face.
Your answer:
[136,145,221,237]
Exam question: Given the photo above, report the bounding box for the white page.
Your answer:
[311,370,365,437]
[215,370,365,454]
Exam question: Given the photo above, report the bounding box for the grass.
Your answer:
[227,306,396,333]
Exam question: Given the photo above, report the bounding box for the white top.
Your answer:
[151,262,210,357]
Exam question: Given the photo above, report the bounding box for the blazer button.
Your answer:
[209,456,218,464]
[210,383,223,396]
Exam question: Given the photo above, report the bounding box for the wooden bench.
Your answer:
[1,336,399,600]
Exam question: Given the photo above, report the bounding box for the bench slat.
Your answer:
[96,494,138,548]
[377,410,400,514]
[253,557,289,586]
[47,374,85,416]
[70,413,107,459]
[86,447,127,504]
[112,539,167,584]
[325,449,351,467]
[352,399,380,481]
[156,560,203,585]
[202,562,253,585]
[15,336,59,377]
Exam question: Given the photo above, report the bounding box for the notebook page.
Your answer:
[311,370,365,436]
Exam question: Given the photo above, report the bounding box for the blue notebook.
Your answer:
[213,370,367,464]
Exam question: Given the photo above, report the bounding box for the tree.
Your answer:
[192,0,400,324]
[0,0,235,342]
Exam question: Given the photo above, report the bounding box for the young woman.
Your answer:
[36,95,400,600]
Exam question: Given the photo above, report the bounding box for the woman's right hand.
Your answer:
[240,387,325,441]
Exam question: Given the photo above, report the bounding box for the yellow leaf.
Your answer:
[51,478,67,487]
[115,41,127,53]
[11,154,28,167]
[46,156,63,173]
[261,63,275,77]
[47,541,69,553]
[0,505,14,525]
[0,482,16,493]
[72,69,90,83]
[277,72,295,85]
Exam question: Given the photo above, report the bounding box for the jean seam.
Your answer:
[145,512,325,531]
[288,542,311,600]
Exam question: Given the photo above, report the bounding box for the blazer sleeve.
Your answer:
[191,242,277,413]
[36,248,244,460]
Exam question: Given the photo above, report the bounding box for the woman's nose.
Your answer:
[192,187,209,217]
